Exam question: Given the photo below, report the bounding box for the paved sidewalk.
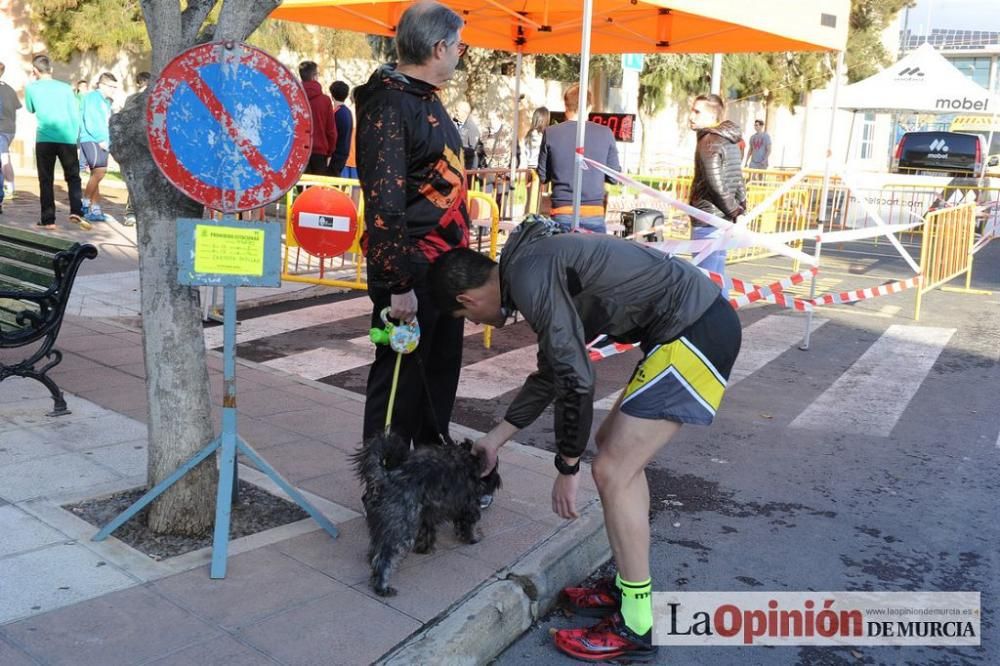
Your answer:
[0,314,606,665]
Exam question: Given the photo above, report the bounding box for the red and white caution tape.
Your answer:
[723,269,817,311]
[804,275,923,306]
[586,273,923,362]
[587,336,639,361]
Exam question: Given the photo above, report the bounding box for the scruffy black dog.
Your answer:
[352,432,501,597]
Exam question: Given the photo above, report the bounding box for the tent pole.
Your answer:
[510,47,523,218]
[981,107,998,181]
[845,110,857,162]
[801,50,844,352]
[571,0,595,230]
[710,54,723,95]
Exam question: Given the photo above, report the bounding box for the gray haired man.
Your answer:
[354,2,474,462]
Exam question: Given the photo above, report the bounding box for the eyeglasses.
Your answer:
[441,39,468,57]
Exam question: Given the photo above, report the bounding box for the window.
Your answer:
[859,112,876,160]
[947,56,991,89]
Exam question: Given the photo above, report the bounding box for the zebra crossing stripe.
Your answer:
[457,345,540,399]
[790,325,955,436]
[594,314,829,410]
[262,342,371,379]
[204,297,373,348]
[727,314,828,385]
[261,320,489,380]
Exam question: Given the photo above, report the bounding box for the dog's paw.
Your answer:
[373,584,397,597]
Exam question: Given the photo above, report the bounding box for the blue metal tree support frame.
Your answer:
[94,218,338,578]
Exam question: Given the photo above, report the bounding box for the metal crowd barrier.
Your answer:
[281,174,366,291]
[277,177,502,347]
[467,168,540,221]
[467,190,501,348]
[913,203,982,320]
[728,183,812,267]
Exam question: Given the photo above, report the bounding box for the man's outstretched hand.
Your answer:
[552,473,580,519]
[473,434,502,478]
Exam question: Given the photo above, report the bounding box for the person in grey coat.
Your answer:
[688,93,746,289]
[428,216,741,662]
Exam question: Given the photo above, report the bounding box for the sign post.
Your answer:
[93,42,336,579]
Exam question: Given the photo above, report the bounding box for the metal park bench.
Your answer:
[0,225,98,415]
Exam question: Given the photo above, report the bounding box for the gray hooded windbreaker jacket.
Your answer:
[499,219,721,458]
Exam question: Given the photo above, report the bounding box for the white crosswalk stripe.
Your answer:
[262,342,370,380]
[790,324,955,436]
[228,301,959,441]
[727,314,828,386]
[204,297,372,348]
[593,314,828,410]
[457,345,539,399]
[260,320,488,379]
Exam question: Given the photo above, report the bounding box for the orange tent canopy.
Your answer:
[271,0,849,55]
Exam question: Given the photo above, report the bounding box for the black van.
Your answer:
[891,131,985,177]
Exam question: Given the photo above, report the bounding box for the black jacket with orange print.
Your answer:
[355,64,470,294]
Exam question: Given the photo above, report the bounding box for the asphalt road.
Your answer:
[222,239,1000,665]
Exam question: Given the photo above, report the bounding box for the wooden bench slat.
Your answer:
[0,271,49,292]
[0,240,62,269]
[0,225,77,253]
[0,305,37,331]
[0,260,54,289]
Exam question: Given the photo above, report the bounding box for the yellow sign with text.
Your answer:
[194,225,265,276]
[950,115,1000,133]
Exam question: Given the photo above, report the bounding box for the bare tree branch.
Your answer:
[140,0,183,75]
[181,0,219,45]
[215,0,281,43]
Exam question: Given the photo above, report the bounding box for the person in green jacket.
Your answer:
[24,55,86,229]
[79,72,118,223]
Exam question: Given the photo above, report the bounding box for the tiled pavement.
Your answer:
[0,315,599,665]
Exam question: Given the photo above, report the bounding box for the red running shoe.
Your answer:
[554,612,658,663]
[562,576,620,618]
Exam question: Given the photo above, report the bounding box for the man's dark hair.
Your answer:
[32,55,52,74]
[428,248,497,312]
[136,71,151,87]
[754,119,764,126]
[396,1,464,66]
[299,60,318,82]
[330,80,349,102]
[693,93,725,120]
[97,72,117,86]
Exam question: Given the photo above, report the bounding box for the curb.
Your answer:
[378,500,610,665]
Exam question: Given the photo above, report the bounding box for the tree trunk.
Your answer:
[108,0,280,536]
[637,109,651,174]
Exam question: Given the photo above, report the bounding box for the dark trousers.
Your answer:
[36,142,83,225]
[305,153,329,176]
[362,280,465,446]
[328,154,348,177]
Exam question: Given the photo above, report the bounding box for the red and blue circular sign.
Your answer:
[147,41,312,213]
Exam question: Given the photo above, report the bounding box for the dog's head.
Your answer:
[453,437,503,496]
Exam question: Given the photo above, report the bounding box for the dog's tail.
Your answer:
[351,431,407,485]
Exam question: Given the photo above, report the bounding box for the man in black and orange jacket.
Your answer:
[355,1,471,447]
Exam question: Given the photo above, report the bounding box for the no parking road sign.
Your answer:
[147,41,312,213]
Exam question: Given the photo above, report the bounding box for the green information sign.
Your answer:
[177,217,281,287]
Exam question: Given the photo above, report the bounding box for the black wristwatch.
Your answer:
[554,454,581,475]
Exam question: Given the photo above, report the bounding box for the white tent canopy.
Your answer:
[838,43,1000,115]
